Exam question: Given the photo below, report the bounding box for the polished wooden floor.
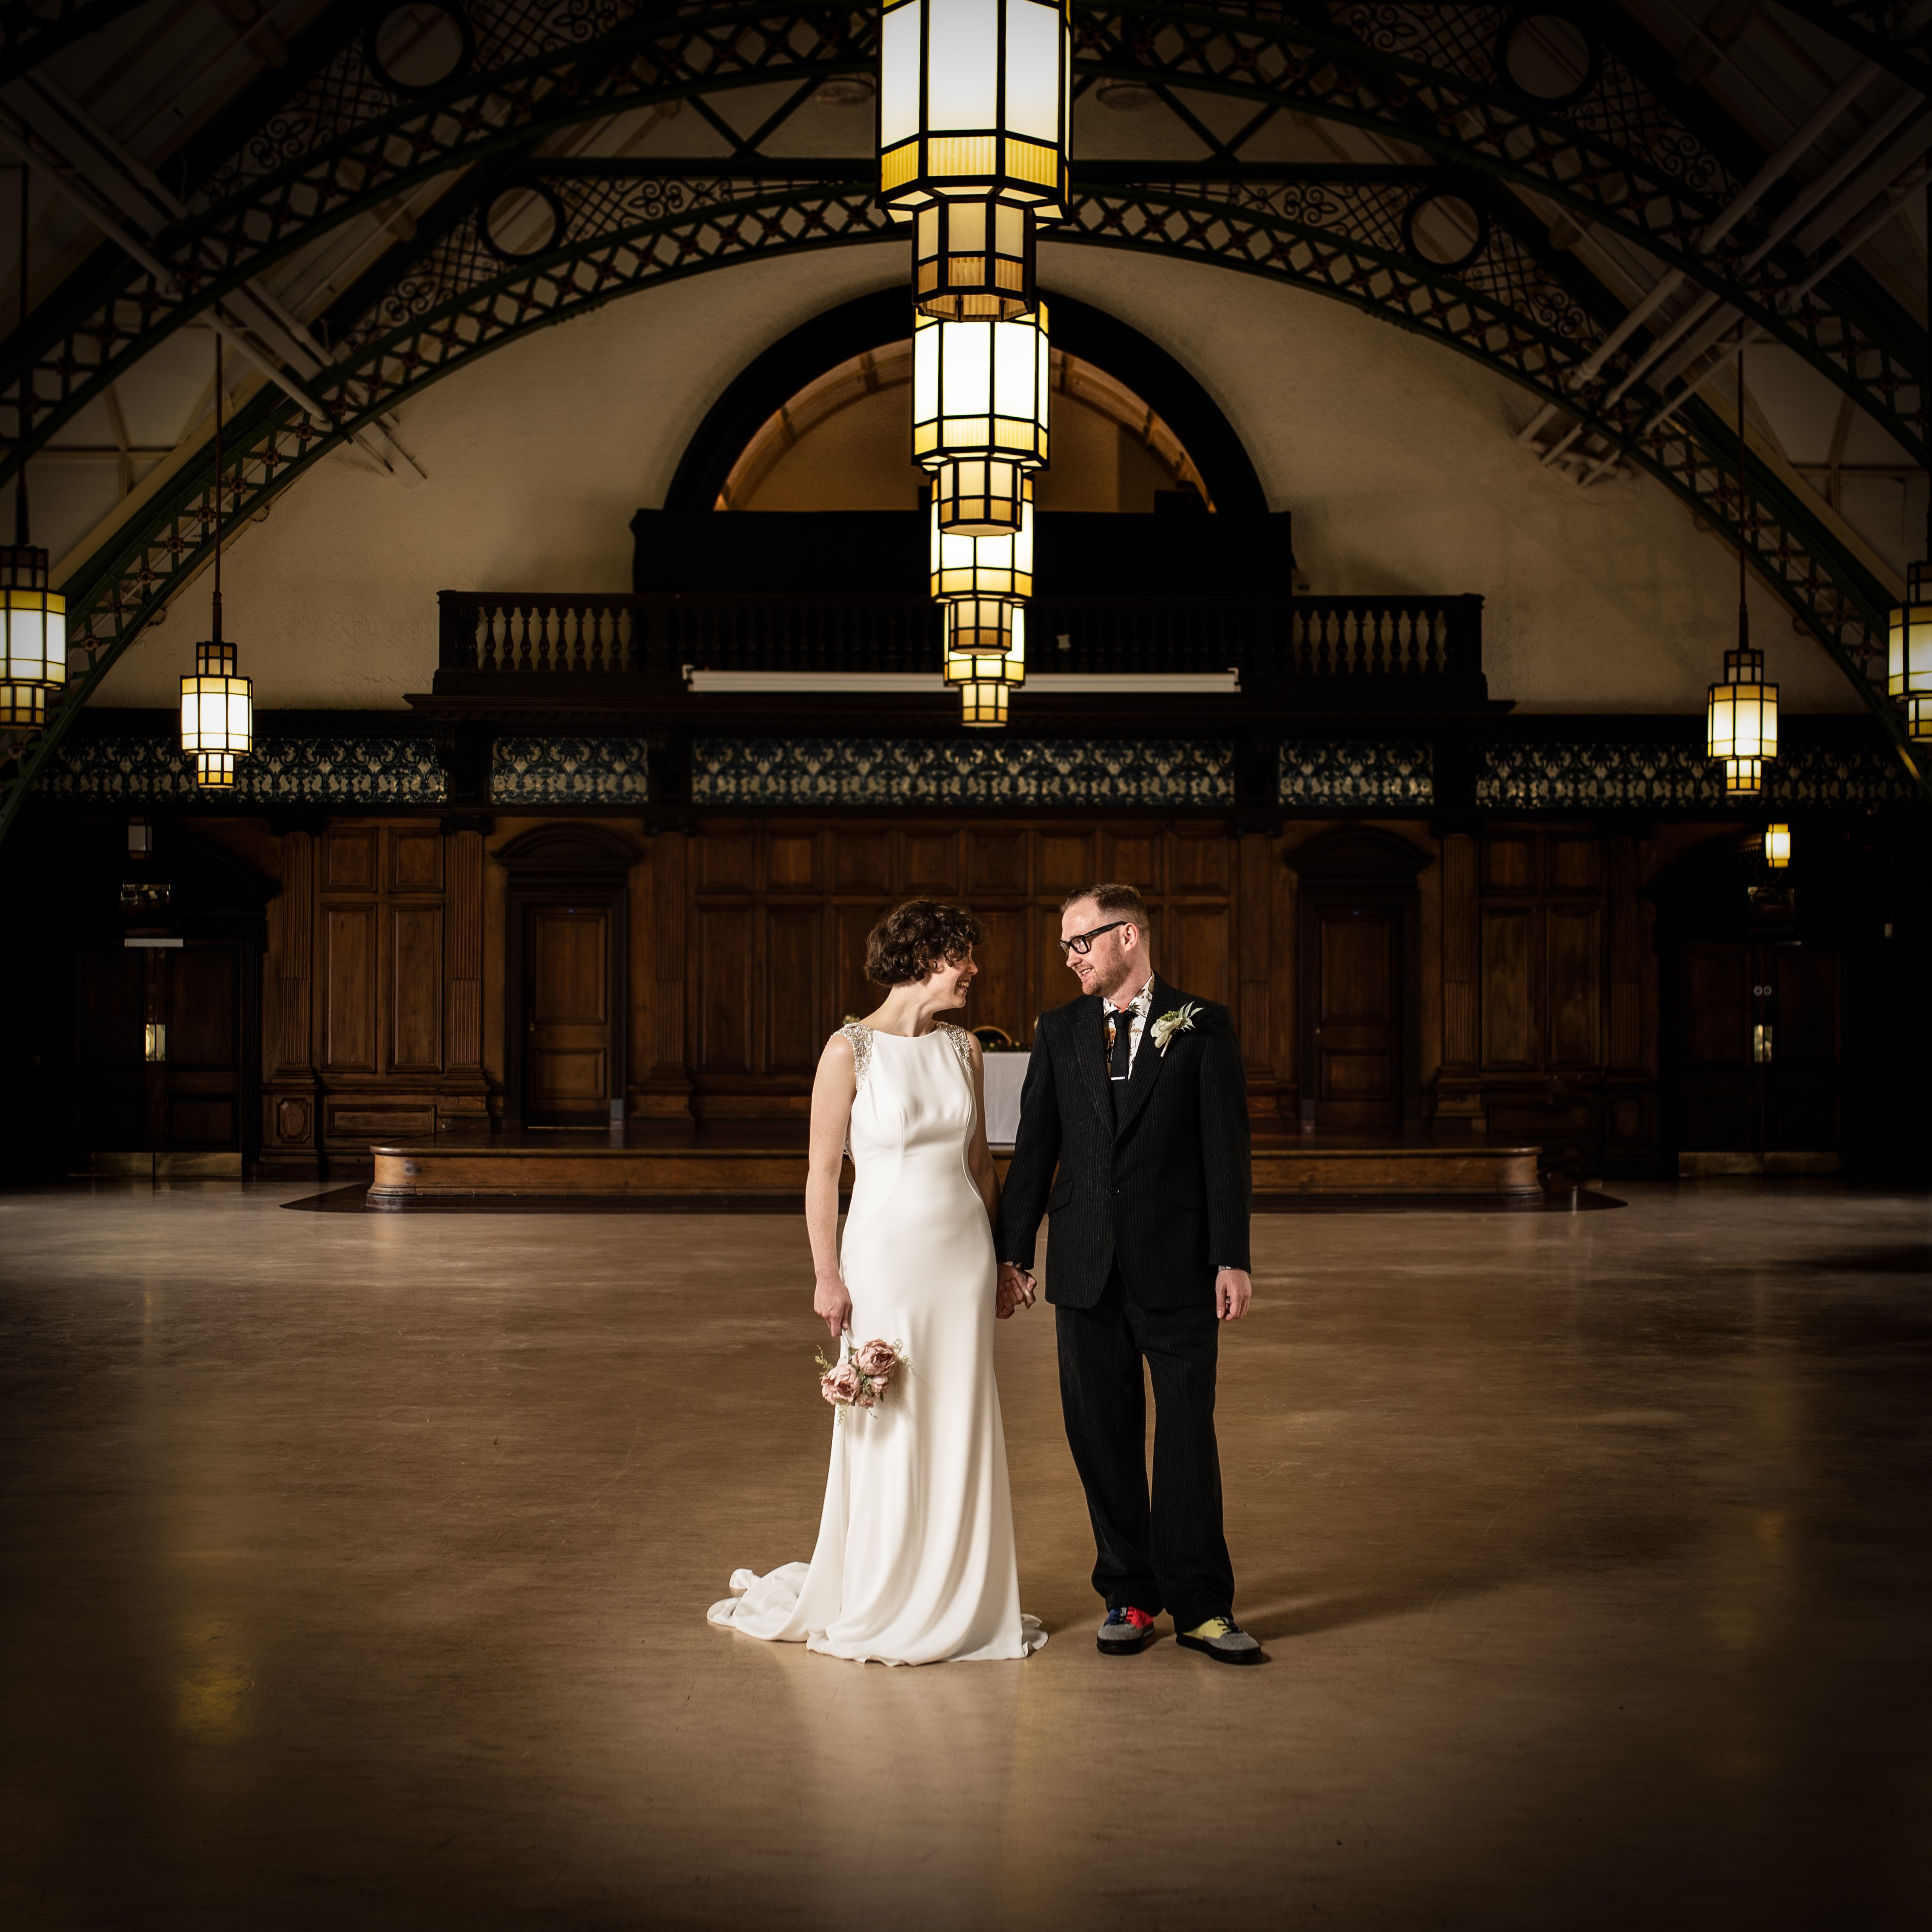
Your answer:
[1,1181,1927,1929]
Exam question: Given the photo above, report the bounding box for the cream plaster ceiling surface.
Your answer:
[93,237,1862,716]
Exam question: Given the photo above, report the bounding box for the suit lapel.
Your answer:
[1073,994,1114,1134]
[1112,974,1172,1137]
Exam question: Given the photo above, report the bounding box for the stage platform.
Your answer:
[361,1122,1553,1212]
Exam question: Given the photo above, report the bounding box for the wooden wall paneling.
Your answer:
[767,830,820,891]
[1483,835,1539,896]
[1104,830,1159,894]
[1480,905,1540,1071]
[696,905,753,1074]
[1036,832,1096,896]
[388,828,443,893]
[1236,833,1273,1076]
[1033,900,1078,1034]
[637,830,692,1116]
[1271,833,1298,1113]
[261,829,319,1167]
[901,829,960,893]
[1608,837,1644,1071]
[1171,903,1232,1006]
[324,828,376,891]
[835,902,893,1026]
[1416,836,1442,1094]
[1547,836,1601,895]
[1438,834,1480,1089]
[320,901,377,1072]
[439,827,492,1126]
[835,829,892,892]
[765,905,824,1074]
[1170,832,1228,894]
[699,830,754,893]
[389,905,445,1072]
[967,907,1029,1043]
[966,831,1025,897]
[1545,904,1604,1069]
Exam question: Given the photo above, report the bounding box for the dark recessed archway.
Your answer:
[662,287,1268,516]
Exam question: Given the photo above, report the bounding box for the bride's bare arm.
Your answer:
[806,1035,858,1338]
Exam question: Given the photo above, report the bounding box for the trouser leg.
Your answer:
[1132,1299,1234,1631]
[1055,1267,1158,1614]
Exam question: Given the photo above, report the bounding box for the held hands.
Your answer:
[1216,1268,1253,1321]
[996,1262,1038,1320]
[813,1273,853,1340]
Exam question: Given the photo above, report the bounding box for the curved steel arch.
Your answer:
[4,0,1923,492]
[2,162,1917,842]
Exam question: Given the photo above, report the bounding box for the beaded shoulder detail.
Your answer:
[935,1022,977,1072]
[838,1021,874,1090]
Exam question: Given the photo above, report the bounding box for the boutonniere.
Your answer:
[1149,1002,1201,1056]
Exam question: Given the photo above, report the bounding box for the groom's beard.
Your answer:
[1086,957,1148,1005]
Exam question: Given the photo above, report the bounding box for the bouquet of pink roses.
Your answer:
[815,1334,908,1423]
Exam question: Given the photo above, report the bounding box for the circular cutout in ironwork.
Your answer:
[477,182,566,264]
[1402,192,1488,273]
[1496,10,1598,106]
[364,1,474,96]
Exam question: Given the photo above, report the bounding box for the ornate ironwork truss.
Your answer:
[0,153,1919,842]
[3,1,1924,491]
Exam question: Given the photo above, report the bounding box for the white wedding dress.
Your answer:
[708,1021,1046,1665]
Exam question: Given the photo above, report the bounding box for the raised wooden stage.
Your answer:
[364,1123,1549,1210]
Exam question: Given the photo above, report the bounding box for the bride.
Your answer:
[707,897,1046,1664]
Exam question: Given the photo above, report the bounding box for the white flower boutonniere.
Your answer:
[1149,1001,1202,1056]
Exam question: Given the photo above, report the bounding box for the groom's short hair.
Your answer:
[1062,882,1151,932]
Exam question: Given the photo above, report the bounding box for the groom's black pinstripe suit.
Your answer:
[996,973,1251,1628]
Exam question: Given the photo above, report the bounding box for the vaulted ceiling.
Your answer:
[1,0,1927,824]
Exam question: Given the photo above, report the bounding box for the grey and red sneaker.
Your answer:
[1097,1605,1157,1654]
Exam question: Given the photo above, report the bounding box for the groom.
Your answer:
[995,884,1259,1664]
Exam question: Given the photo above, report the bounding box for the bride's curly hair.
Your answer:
[865,898,984,986]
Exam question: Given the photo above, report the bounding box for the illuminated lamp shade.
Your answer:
[1889,559,1932,740]
[914,196,1037,321]
[943,597,1022,666]
[912,304,1049,477]
[179,640,252,791]
[1763,824,1791,869]
[946,603,1024,728]
[1707,644,1777,799]
[930,457,1028,536]
[931,478,1032,601]
[0,545,67,728]
[878,0,1071,219]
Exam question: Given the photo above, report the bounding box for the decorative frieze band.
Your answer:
[36,730,1918,814]
[692,738,1236,806]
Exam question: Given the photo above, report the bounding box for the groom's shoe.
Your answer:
[1096,1606,1157,1655]
[1176,1615,1263,1665]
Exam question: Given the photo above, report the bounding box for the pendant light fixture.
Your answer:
[1762,824,1791,869]
[947,601,1026,727]
[1,163,67,731]
[879,0,1070,319]
[1890,181,1932,740]
[179,331,252,790]
[931,477,1032,601]
[1706,328,1778,799]
[912,303,1051,518]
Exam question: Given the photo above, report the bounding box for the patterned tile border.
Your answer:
[492,737,651,804]
[46,735,447,804]
[1279,741,1434,808]
[1476,742,1918,810]
[692,738,1235,805]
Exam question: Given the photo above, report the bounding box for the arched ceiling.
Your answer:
[0,0,1927,830]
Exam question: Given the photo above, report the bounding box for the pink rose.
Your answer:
[853,1339,900,1379]
[820,1362,861,1405]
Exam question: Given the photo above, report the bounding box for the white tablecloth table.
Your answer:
[980,1051,1031,1149]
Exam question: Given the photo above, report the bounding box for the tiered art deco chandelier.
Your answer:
[178,333,252,789]
[880,0,1069,725]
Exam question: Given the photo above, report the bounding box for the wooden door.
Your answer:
[70,943,242,1155]
[1310,907,1400,1130]
[1676,941,1840,1155]
[524,905,610,1125]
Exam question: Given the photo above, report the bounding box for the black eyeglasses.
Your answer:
[1057,919,1129,958]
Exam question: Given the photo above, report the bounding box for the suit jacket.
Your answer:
[995,973,1251,1309]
